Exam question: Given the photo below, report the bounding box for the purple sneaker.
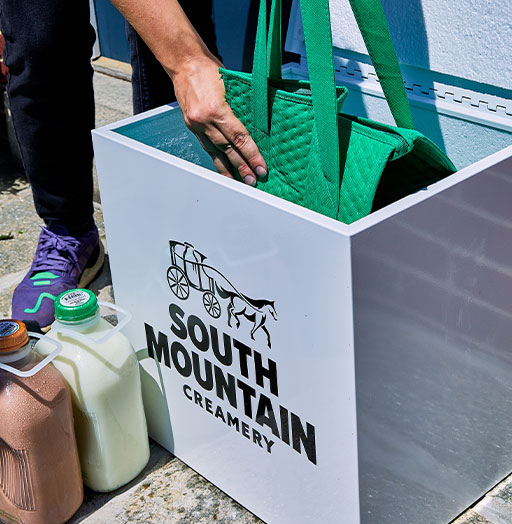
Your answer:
[11,225,105,331]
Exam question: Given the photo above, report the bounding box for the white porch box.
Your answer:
[92,2,512,523]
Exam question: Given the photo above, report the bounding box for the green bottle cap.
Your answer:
[54,289,98,322]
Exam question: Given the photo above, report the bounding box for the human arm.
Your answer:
[111,0,267,185]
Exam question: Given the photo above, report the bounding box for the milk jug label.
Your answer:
[0,321,20,337]
[60,291,90,307]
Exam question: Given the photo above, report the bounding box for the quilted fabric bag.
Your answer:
[220,0,456,224]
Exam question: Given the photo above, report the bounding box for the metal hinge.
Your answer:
[332,56,512,119]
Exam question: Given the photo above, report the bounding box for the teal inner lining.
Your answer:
[115,108,215,171]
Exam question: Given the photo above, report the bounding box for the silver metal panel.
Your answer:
[351,154,512,524]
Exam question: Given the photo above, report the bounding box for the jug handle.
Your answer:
[0,333,63,378]
[54,301,132,346]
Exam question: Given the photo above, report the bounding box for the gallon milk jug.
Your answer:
[35,289,150,492]
[0,319,83,524]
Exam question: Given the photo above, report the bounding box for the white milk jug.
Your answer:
[35,289,149,492]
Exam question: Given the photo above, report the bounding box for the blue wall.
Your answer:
[94,0,130,63]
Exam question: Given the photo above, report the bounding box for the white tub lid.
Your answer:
[286,0,512,92]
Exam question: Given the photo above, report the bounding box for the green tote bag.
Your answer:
[220,0,456,224]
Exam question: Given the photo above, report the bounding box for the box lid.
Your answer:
[286,0,512,93]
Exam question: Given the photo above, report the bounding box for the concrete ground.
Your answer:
[0,61,511,524]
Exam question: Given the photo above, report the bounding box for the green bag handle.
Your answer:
[252,0,340,186]
[258,0,415,129]
[348,0,414,129]
[251,0,414,185]
[267,0,282,79]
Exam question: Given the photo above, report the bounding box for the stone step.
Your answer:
[68,441,263,524]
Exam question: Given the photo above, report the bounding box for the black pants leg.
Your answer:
[127,0,221,114]
[0,0,96,236]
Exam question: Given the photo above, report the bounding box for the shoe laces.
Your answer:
[32,227,82,274]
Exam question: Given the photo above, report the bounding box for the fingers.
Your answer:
[177,61,267,186]
[203,126,259,185]
[196,135,234,179]
[186,101,266,185]
[210,153,235,179]
[214,114,267,180]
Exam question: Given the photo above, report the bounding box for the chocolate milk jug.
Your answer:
[0,319,83,524]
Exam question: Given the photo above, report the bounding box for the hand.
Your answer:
[171,56,267,185]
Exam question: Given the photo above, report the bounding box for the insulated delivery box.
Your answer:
[92,1,512,523]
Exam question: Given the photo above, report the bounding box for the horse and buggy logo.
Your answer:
[166,241,277,348]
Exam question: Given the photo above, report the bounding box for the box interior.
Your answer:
[114,70,512,174]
